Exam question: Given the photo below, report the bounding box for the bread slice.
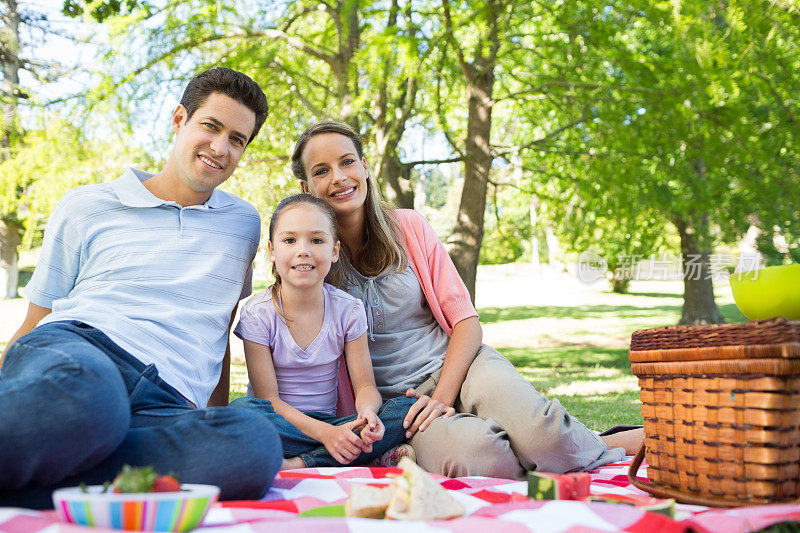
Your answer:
[384,458,464,520]
[344,484,395,519]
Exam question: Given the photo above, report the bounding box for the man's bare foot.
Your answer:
[601,427,645,455]
[281,457,306,470]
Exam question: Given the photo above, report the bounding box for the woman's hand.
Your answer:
[320,419,366,464]
[402,388,456,438]
[358,409,385,453]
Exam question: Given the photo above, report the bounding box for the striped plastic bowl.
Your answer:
[52,484,219,532]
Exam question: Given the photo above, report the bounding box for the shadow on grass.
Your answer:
[558,391,643,430]
[15,266,33,292]
[499,345,631,371]
[479,302,748,325]
[720,303,748,323]
[624,291,681,299]
[478,304,683,324]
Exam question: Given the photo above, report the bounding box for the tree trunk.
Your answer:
[674,216,724,325]
[529,196,540,269]
[1,0,23,299]
[331,0,361,128]
[380,153,414,209]
[0,219,20,299]
[610,275,631,294]
[1,0,23,153]
[448,69,494,302]
[371,0,417,211]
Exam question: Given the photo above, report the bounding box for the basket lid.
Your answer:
[629,318,800,363]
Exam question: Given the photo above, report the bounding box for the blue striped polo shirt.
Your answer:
[25,168,261,407]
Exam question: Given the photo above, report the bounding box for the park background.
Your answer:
[1,0,798,425]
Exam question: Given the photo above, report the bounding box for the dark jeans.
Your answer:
[230,395,416,467]
[0,321,283,509]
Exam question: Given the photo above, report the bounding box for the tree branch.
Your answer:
[755,70,799,135]
[402,156,463,168]
[434,74,465,157]
[498,80,681,101]
[493,109,587,159]
[281,4,322,32]
[256,29,336,65]
[441,0,469,77]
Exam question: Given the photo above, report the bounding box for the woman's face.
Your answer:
[300,133,369,221]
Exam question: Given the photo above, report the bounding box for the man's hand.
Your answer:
[320,419,366,464]
[402,388,456,438]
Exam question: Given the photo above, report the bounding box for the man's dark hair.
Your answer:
[180,67,269,144]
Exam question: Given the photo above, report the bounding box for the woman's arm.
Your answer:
[431,315,482,405]
[344,332,384,449]
[402,316,482,437]
[243,339,365,463]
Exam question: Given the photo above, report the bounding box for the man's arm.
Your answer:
[0,302,52,369]
[208,304,238,407]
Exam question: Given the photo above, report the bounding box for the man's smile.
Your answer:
[198,154,223,170]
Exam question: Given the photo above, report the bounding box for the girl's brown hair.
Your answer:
[268,193,346,320]
[290,121,407,277]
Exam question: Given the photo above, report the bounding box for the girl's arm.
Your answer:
[243,339,366,464]
[402,316,482,437]
[344,332,385,450]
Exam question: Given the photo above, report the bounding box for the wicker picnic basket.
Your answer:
[626,318,800,507]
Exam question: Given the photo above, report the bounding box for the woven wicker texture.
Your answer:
[629,322,800,507]
[629,318,800,352]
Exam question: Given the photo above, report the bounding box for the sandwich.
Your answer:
[343,458,464,520]
[384,458,464,520]
[344,484,395,519]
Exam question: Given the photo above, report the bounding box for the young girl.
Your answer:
[230,193,415,469]
[291,121,644,478]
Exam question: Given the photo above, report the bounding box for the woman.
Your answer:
[291,120,643,478]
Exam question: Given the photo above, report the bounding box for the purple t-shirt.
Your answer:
[234,283,368,414]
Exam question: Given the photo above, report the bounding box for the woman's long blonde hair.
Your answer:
[291,121,407,278]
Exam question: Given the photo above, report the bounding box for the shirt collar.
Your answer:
[111,168,235,209]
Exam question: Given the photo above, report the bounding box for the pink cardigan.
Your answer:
[336,209,479,415]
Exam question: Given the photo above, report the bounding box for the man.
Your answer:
[0,68,282,509]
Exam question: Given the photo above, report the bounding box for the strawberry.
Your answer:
[152,475,182,492]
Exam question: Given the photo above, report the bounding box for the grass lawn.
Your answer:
[478,281,745,431]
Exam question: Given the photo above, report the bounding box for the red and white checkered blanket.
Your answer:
[3,459,800,533]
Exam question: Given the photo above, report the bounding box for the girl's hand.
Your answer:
[403,388,456,438]
[320,419,366,464]
[358,410,385,452]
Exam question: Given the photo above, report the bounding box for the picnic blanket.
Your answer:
[2,458,800,533]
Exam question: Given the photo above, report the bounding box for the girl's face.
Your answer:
[299,133,369,220]
[268,204,340,291]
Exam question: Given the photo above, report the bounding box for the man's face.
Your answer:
[170,92,256,195]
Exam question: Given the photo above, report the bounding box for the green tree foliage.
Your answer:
[65,0,437,209]
[479,182,531,265]
[1,0,86,297]
[52,0,799,321]
[0,118,149,248]
[509,0,799,322]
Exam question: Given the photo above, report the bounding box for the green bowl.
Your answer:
[729,264,800,320]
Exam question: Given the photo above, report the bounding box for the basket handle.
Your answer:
[626,443,774,508]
